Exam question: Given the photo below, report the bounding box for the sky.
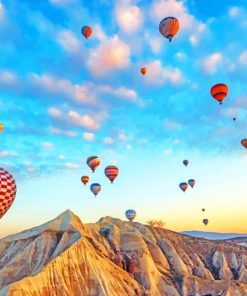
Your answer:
[1,0,247,238]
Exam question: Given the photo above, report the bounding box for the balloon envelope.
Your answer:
[140,67,147,75]
[183,160,189,166]
[0,123,3,132]
[105,165,119,183]
[179,182,188,192]
[81,26,92,39]
[87,156,100,172]
[125,209,136,222]
[241,139,247,149]
[159,16,179,42]
[210,83,228,104]
[90,183,101,196]
[81,175,89,186]
[203,219,209,226]
[0,167,17,219]
[202,208,205,212]
[188,179,195,188]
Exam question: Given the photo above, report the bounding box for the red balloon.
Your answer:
[210,83,228,104]
[105,166,119,183]
[140,67,147,75]
[81,176,89,186]
[0,167,17,219]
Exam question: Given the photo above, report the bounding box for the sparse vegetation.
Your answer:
[146,219,165,228]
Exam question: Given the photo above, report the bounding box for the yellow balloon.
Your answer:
[0,123,3,132]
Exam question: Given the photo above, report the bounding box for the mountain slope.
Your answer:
[1,212,247,296]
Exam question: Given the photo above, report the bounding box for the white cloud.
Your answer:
[229,6,240,17]
[115,4,143,34]
[173,139,181,145]
[164,149,173,155]
[64,162,80,170]
[0,151,17,158]
[144,33,163,54]
[98,85,142,104]
[49,0,78,5]
[126,144,132,150]
[104,137,114,145]
[30,74,96,105]
[26,167,35,173]
[83,132,95,141]
[0,70,19,86]
[93,24,107,42]
[201,52,223,74]
[164,119,182,130]
[48,108,62,118]
[56,30,81,53]
[145,60,184,85]
[175,51,187,61]
[48,107,105,131]
[0,2,5,23]
[68,111,100,130]
[59,154,66,160]
[118,133,127,141]
[42,142,54,150]
[239,51,247,65]
[88,35,131,76]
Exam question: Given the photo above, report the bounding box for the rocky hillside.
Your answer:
[1,210,247,296]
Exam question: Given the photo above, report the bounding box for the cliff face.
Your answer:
[0,211,247,296]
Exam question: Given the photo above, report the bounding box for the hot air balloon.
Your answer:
[241,139,247,149]
[179,182,188,192]
[203,218,209,226]
[140,67,147,75]
[210,83,228,104]
[105,165,119,183]
[125,209,136,222]
[0,123,3,132]
[0,167,17,219]
[87,156,100,172]
[159,16,179,42]
[183,160,189,167]
[81,26,92,39]
[90,183,101,197]
[233,117,236,121]
[81,175,89,186]
[202,208,205,212]
[188,179,195,188]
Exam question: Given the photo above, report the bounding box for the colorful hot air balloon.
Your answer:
[90,183,101,197]
[125,209,136,222]
[210,83,228,104]
[81,175,89,186]
[105,165,119,183]
[241,139,247,149]
[159,16,179,42]
[87,156,100,172]
[179,182,188,192]
[81,26,92,39]
[0,167,17,219]
[140,67,147,75]
[202,208,205,212]
[183,160,189,167]
[188,179,195,188]
[0,123,3,132]
[203,218,209,226]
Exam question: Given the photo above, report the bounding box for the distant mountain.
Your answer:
[1,211,247,295]
[181,230,247,240]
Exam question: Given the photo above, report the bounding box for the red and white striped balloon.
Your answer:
[0,167,17,219]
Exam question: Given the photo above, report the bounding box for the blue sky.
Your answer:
[1,0,247,237]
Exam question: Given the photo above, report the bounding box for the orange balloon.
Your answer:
[140,67,147,75]
[241,139,247,149]
[81,175,89,186]
[210,83,228,104]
